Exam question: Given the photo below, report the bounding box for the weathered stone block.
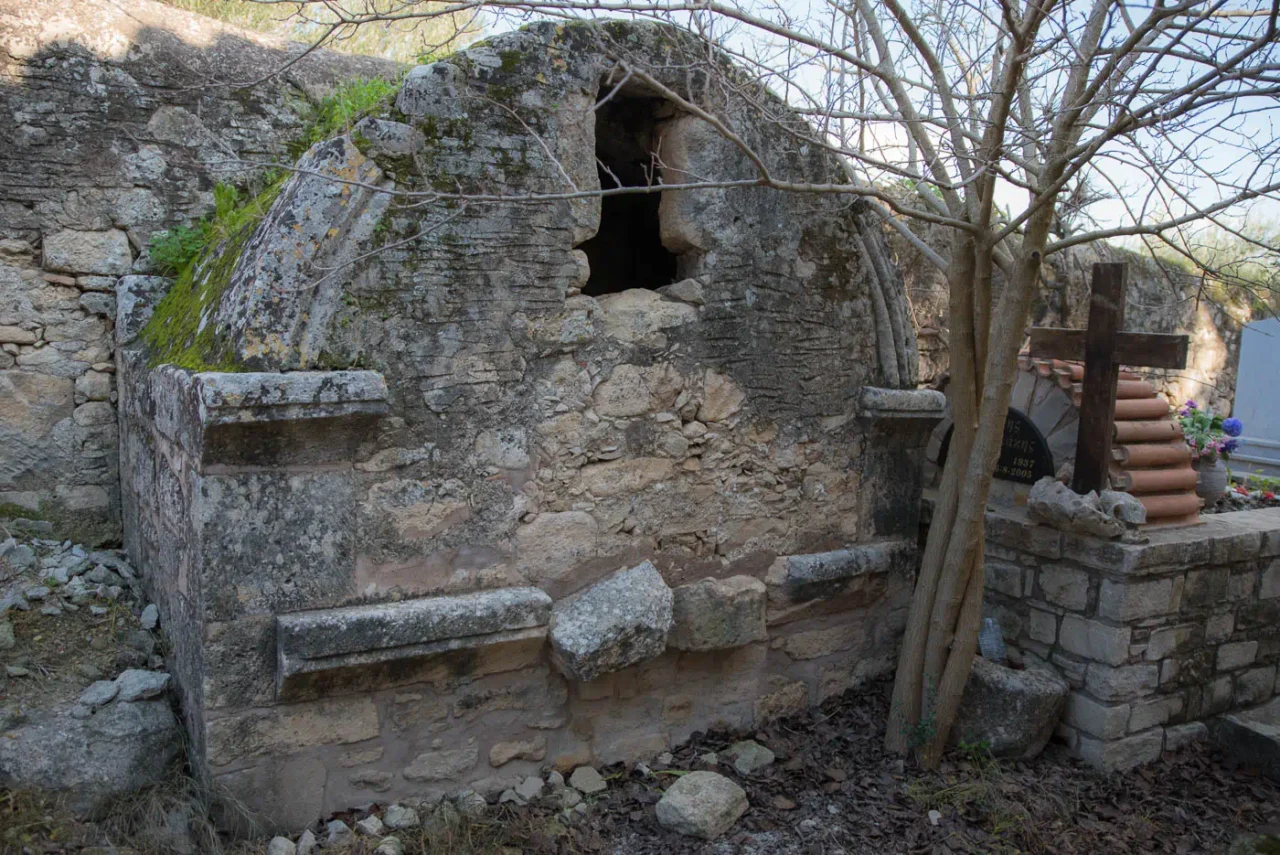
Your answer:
[1027,608,1058,644]
[402,743,480,782]
[952,658,1069,759]
[1211,529,1263,564]
[1098,576,1181,621]
[206,697,380,767]
[42,228,132,275]
[1076,728,1164,772]
[549,562,673,682]
[1218,641,1259,671]
[986,561,1025,598]
[198,471,357,621]
[765,540,915,606]
[1234,666,1276,706]
[1059,615,1132,666]
[655,770,748,840]
[0,700,180,818]
[1129,694,1183,732]
[855,386,946,419]
[489,736,547,767]
[1183,568,1229,609]
[1065,691,1129,739]
[1038,564,1089,611]
[1206,612,1235,644]
[1229,567,1260,601]
[1210,709,1280,782]
[668,576,767,651]
[1085,662,1160,701]
[986,511,1063,559]
[1145,624,1197,661]
[773,621,865,660]
[277,587,551,683]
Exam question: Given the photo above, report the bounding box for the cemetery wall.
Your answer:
[983,507,1280,771]
[0,0,392,544]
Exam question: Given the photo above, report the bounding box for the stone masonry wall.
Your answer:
[0,0,391,543]
[983,507,1280,771]
[117,364,933,832]
[115,21,939,831]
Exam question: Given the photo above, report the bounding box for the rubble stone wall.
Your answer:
[116,21,940,831]
[982,507,1280,771]
[0,0,392,543]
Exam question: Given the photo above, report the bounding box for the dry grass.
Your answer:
[155,0,480,64]
[1,598,138,710]
[4,773,585,855]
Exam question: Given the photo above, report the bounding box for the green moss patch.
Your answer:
[140,177,287,371]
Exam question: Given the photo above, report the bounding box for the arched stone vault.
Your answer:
[117,20,942,830]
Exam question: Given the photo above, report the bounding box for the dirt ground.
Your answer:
[6,676,1279,854]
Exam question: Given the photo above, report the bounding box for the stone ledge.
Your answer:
[857,387,947,420]
[142,368,392,468]
[277,587,553,686]
[766,540,916,607]
[988,506,1280,575]
[192,371,390,427]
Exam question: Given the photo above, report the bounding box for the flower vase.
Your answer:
[1194,456,1228,506]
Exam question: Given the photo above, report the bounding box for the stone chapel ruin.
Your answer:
[115,21,943,828]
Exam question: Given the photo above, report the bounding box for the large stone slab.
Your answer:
[668,575,766,651]
[277,587,553,688]
[1210,698,1280,782]
[766,540,915,606]
[951,656,1069,759]
[0,700,181,818]
[856,386,947,420]
[549,562,673,682]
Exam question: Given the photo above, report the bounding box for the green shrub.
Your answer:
[288,77,401,159]
[147,224,210,276]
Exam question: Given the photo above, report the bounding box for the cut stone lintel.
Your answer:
[192,370,390,427]
[147,368,391,469]
[277,587,552,697]
[766,540,917,607]
[857,386,947,421]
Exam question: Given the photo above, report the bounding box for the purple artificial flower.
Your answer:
[1223,438,1239,454]
[1223,417,1244,437]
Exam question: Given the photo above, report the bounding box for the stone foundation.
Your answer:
[118,360,939,831]
[982,506,1280,771]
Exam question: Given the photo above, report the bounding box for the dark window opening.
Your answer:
[578,95,679,297]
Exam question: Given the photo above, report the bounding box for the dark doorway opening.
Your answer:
[578,95,679,297]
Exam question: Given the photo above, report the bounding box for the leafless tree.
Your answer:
[236,0,1280,767]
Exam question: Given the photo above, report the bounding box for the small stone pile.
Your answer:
[0,536,152,621]
[0,535,180,817]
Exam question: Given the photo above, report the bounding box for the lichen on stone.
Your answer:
[139,176,287,371]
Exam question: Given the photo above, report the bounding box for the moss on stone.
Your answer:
[499,49,523,73]
[139,176,287,371]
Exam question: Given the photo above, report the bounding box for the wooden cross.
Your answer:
[1028,262,1189,495]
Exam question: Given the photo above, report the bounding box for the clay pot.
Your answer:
[1194,456,1229,505]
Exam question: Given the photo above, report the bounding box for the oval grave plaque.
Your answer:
[936,408,1056,485]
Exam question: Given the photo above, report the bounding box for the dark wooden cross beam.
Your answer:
[1028,262,1189,495]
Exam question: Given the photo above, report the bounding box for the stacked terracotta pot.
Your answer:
[1024,358,1202,527]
